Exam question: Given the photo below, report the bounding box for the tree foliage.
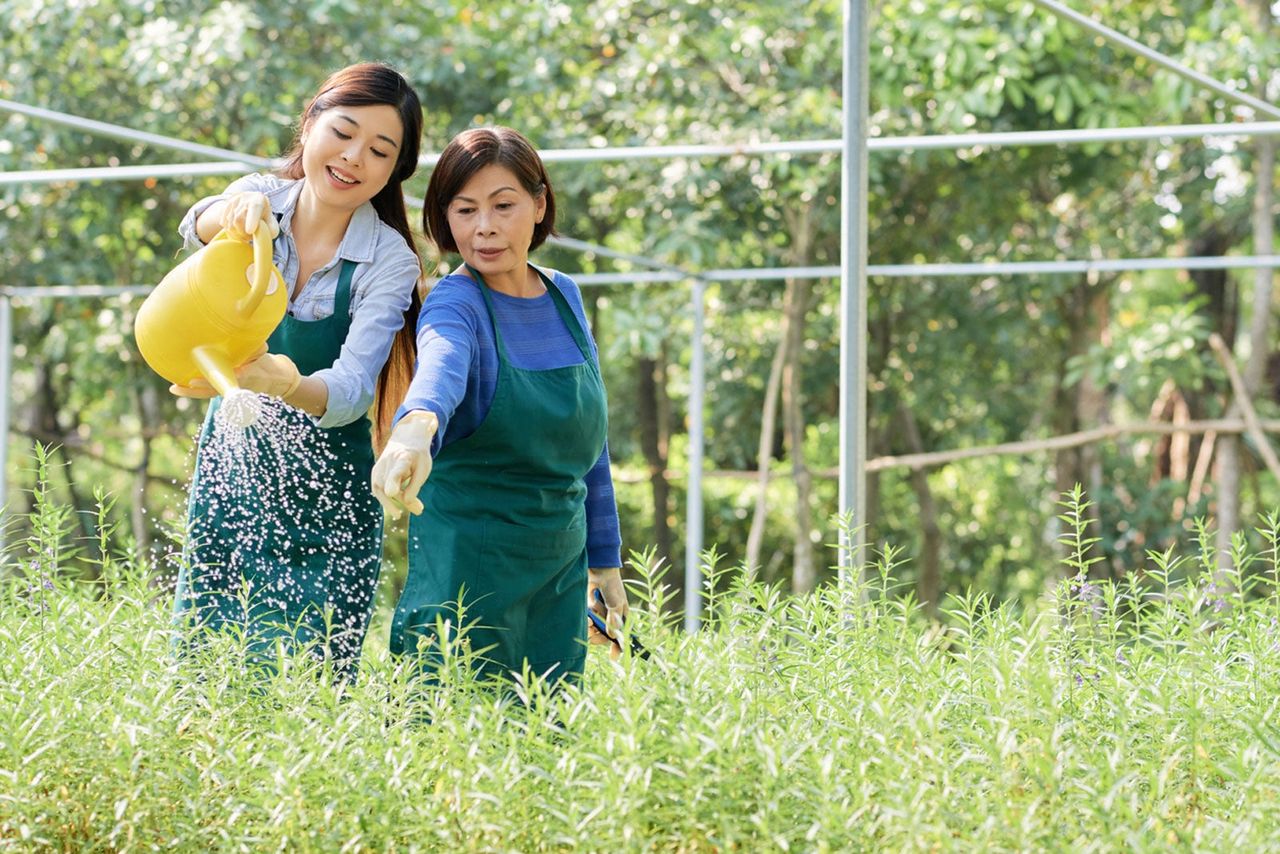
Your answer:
[2,0,1278,607]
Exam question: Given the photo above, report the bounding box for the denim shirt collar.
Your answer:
[275,179,380,264]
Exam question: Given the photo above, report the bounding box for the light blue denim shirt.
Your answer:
[178,173,420,429]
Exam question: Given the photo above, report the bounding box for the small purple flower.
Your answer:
[1115,649,1128,666]
[1074,672,1083,687]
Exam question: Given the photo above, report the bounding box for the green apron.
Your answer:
[390,264,608,687]
[174,260,383,680]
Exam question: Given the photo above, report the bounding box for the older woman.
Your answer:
[371,126,628,686]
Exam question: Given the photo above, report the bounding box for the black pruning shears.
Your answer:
[588,589,650,660]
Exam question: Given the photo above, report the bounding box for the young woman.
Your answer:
[170,62,423,681]
[370,126,628,687]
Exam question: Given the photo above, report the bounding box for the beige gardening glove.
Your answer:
[168,343,299,400]
[218,191,280,241]
[370,410,438,520]
[168,351,301,400]
[587,567,629,659]
[234,352,302,398]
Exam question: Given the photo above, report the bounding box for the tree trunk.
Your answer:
[1244,135,1275,394]
[1217,123,1275,564]
[636,354,672,568]
[132,380,159,556]
[1190,227,1238,349]
[655,342,671,465]
[781,204,817,594]
[1078,284,1112,577]
[1051,275,1108,572]
[746,319,787,578]
[896,402,941,617]
[865,428,881,555]
[783,274,815,594]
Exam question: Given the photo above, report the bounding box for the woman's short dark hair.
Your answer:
[423,126,557,254]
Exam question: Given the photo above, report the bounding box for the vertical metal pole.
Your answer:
[839,0,870,581]
[684,278,706,631]
[0,294,11,559]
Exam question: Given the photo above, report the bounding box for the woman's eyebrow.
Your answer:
[335,113,400,149]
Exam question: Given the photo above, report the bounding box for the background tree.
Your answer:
[2,0,1278,616]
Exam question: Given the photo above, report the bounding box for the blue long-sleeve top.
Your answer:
[395,267,623,569]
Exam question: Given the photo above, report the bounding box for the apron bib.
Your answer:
[175,260,383,680]
[390,265,607,686]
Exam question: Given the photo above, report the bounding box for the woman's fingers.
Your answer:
[372,451,426,519]
[242,194,264,237]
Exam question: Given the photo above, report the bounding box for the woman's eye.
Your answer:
[371,148,389,159]
[454,207,475,215]
[497,202,513,210]
[332,129,352,140]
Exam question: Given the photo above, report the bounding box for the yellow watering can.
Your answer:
[135,223,286,422]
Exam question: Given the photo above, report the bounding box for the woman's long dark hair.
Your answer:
[277,62,424,452]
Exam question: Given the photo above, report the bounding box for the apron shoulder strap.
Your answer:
[532,267,592,361]
[333,259,358,319]
[464,263,593,363]
[465,263,510,361]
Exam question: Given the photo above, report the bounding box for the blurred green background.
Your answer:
[3,0,1279,618]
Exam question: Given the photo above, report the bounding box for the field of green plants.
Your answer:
[5,482,1280,852]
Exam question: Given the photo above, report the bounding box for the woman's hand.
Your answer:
[371,410,439,520]
[235,352,302,398]
[218,191,280,242]
[587,567,629,659]
[168,346,300,399]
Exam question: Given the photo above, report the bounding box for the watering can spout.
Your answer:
[190,345,240,399]
[134,221,287,420]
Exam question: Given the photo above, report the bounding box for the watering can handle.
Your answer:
[235,222,275,319]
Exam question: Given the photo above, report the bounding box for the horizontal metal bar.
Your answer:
[578,255,1280,284]
[9,120,1280,186]
[0,99,277,168]
[0,161,251,185]
[867,255,1280,277]
[549,235,704,280]
[0,285,152,298]
[489,139,842,164]
[537,121,1280,161]
[9,100,1280,186]
[7,255,1280,298]
[871,121,1280,152]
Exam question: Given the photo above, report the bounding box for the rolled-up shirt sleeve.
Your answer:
[176,172,268,250]
[311,246,420,428]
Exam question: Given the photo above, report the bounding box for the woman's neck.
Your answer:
[476,259,544,297]
[292,184,354,251]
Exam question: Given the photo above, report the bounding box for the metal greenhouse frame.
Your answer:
[2,0,1279,632]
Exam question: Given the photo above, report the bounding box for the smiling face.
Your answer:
[300,104,404,213]
[446,163,547,284]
